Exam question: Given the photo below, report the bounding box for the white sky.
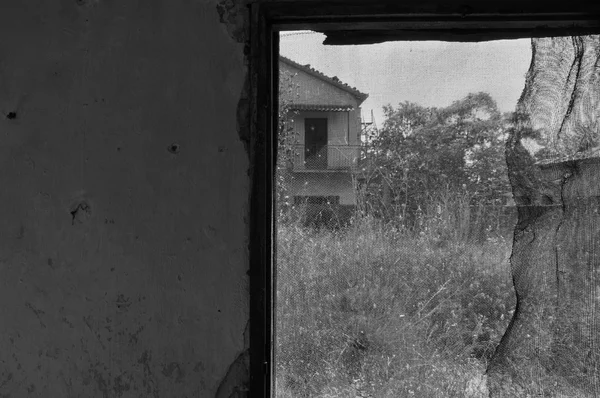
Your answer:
[280,31,532,127]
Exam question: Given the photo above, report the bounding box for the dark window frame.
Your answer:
[247,2,600,396]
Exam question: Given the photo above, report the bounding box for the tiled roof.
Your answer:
[280,56,369,104]
[289,104,355,112]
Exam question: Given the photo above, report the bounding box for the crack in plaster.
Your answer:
[24,302,46,329]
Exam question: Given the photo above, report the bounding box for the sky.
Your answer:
[280,31,533,127]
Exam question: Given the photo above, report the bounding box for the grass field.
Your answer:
[275,215,516,397]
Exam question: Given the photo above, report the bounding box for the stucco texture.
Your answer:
[0,0,249,396]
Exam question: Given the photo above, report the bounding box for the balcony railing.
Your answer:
[291,144,360,171]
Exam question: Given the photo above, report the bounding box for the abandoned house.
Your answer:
[279,56,368,226]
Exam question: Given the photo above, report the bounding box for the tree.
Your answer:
[360,92,511,233]
[487,35,600,398]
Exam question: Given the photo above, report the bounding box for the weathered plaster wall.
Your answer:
[0,0,249,396]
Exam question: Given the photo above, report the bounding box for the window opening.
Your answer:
[274,29,600,397]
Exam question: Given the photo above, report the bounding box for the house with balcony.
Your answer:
[279,56,368,226]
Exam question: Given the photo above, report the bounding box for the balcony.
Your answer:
[291,144,360,171]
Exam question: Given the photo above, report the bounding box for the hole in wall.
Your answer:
[168,143,181,154]
[70,201,92,225]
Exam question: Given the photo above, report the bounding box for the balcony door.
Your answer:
[305,118,327,169]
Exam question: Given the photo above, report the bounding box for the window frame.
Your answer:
[247,2,600,396]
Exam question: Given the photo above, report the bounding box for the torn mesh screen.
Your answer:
[516,36,600,163]
[276,34,600,397]
[491,35,600,397]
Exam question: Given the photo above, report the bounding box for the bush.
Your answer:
[275,215,516,397]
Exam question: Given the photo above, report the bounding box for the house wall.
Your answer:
[349,108,362,144]
[293,111,358,145]
[287,173,357,205]
[281,63,362,206]
[292,111,360,170]
[328,112,351,144]
[281,62,361,107]
[0,1,249,396]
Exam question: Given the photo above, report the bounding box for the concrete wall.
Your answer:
[0,0,248,396]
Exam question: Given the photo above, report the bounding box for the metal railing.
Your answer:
[291,145,360,170]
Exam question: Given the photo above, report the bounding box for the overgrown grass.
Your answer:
[275,215,516,397]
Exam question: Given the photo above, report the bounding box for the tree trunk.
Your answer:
[487,36,600,397]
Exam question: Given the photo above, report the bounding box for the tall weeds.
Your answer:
[275,215,516,397]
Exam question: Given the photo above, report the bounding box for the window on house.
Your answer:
[272,23,600,398]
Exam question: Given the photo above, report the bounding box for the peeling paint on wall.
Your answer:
[216,0,248,44]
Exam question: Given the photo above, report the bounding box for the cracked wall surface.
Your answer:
[0,0,249,396]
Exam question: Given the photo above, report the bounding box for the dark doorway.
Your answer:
[304,118,327,169]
